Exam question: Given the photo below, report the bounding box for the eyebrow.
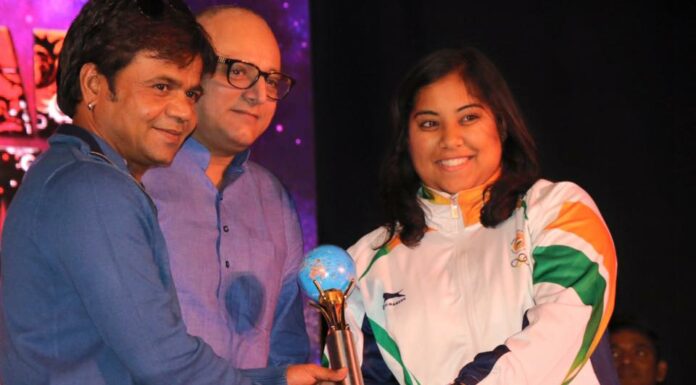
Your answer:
[217,55,281,73]
[149,76,182,88]
[412,103,485,118]
[148,76,203,94]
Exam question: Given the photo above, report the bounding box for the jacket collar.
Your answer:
[418,169,501,227]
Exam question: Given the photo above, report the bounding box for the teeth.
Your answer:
[439,158,467,167]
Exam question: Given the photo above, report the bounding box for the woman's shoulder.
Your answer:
[525,179,596,208]
[523,178,605,226]
[347,226,391,263]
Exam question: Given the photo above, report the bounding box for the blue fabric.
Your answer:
[455,344,510,385]
[0,125,286,385]
[360,316,399,385]
[142,137,309,369]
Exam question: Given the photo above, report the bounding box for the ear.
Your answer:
[656,360,668,382]
[78,63,103,104]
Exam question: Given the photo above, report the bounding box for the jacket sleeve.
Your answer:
[40,165,286,385]
[344,233,401,385]
[454,182,617,385]
[268,188,311,366]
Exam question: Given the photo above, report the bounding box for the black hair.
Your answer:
[610,318,663,360]
[57,0,216,117]
[380,47,540,247]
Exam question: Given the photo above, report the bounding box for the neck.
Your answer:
[73,113,147,182]
[128,164,147,182]
[205,153,235,188]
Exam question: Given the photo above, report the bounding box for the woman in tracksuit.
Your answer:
[344,47,618,385]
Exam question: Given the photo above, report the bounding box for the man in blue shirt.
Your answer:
[143,6,311,369]
[0,1,344,384]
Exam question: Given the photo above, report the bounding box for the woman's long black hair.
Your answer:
[380,47,540,247]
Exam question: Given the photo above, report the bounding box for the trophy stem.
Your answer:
[326,328,364,385]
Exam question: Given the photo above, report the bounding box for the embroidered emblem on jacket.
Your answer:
[382,290,406,309]
[511,230,529,267]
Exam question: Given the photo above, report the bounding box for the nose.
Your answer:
[439,122,463,149]
[613,352,631,365]
[242,77,269,105]
[167,93,195,128]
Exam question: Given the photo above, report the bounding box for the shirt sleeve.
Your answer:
[268,188,311,366]
[454,182,617,385]
[39,164,286,385]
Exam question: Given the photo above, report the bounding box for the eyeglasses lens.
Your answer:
[226,61,293,100]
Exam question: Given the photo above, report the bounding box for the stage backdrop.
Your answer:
[0,0,321,360]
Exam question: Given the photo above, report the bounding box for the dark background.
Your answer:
[311,1,695,383]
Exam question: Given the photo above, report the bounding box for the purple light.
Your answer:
[275,124,284,133]
[301,41,308,48]
[282,2,289,9]
[294,138,302,145]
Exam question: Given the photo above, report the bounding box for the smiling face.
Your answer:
[92,51,203,179]
[408,70,502,194]
[193,9,281,159]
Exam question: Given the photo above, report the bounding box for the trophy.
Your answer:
[298,245,364,385]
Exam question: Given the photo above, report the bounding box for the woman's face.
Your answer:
[408,71,502,194]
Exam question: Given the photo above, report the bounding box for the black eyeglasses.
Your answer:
[136,0,192,18]
[217,56,295,101]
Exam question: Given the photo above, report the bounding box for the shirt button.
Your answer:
[223,225,229,232]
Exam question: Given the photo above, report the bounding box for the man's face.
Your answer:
[611,329,667,385]
[93,51,202,178]
[194,10,282,158]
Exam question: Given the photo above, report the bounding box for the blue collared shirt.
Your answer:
[142,138,310,369]
[0,125,286,385]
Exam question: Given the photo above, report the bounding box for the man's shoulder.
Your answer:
[19,148,144,217]
[243,160,286,191]
[26,144,126,190]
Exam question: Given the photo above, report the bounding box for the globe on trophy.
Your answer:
[298,245,364,385]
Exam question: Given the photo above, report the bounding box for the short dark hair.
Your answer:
[57,0,216,117]
[381,47,540,247]
[610,318,663,360]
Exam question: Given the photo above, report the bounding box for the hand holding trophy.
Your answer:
[298,245,364,385]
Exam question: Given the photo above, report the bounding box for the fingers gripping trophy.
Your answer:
[298,245,364,385]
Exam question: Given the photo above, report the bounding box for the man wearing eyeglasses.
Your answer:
[0,1,344,384]
[142,5,311,372]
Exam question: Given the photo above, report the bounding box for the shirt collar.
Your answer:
[181,136,251,187]
[50,124,129,173]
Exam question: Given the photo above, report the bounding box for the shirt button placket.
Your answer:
[222,225,230,268]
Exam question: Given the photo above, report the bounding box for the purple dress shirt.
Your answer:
[142,137,310,369]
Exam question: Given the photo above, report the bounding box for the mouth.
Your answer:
[154,127,185,143]
[436,156,473,170]
[231,109,259,120]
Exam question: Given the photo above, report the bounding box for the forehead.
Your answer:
[611,329,656,350]
[118,51,203,83]
[200,9,281,70]
[413,71,481,109]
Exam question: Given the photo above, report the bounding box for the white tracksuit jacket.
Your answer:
[345,179,618,385]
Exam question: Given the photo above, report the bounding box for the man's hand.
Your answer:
[286,364,347,385]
